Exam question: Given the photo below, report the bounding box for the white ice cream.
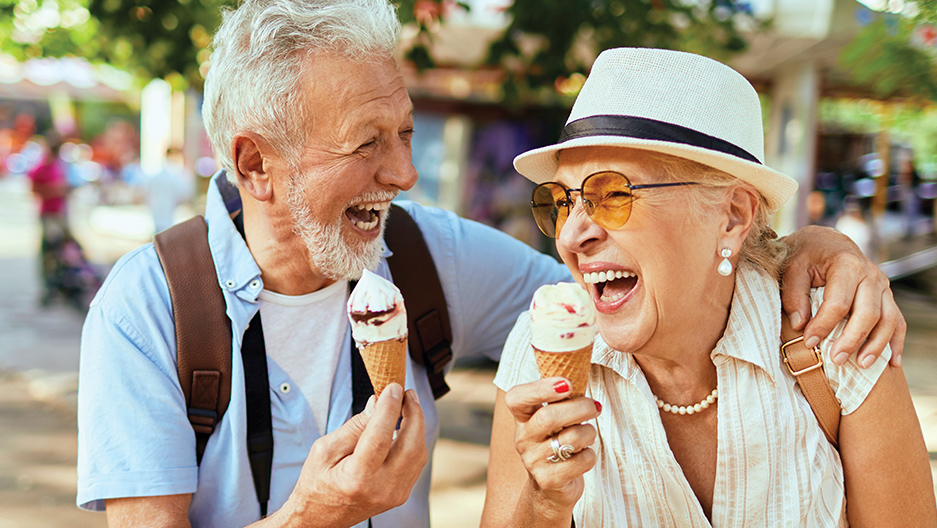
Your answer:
[346,270,408,345]
[529,282,596,352]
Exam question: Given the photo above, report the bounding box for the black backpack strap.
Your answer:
[154,216,232,464]
[383,204,452,400]
[241,311,273,518]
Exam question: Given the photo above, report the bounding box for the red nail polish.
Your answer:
[553,380,570,393]
[594,400,602,413]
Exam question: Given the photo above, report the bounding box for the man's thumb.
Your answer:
[318,397,374,463]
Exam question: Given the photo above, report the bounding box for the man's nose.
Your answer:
[377,138,418,191]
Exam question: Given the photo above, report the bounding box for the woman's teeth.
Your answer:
[582,270,636,284]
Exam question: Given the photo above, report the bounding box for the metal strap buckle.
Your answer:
[780,336,824,376]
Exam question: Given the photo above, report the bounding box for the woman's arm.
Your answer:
[481,382,599,528]
[840,366,937,527]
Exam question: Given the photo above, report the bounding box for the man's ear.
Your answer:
[232,132,275,202]
[722,185,759,247]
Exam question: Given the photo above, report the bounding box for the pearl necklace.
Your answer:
[655,386,718,416]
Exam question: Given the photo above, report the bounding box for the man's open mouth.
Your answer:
[583,270,638,304]
[345,202,390,231]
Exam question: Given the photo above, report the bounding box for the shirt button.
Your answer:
[279,383,291,394]
[250,279,261,289]
[225,279,236,288]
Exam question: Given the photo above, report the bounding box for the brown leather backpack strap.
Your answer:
[780,312,841,448]
[154,216,232,462]
[384,204,452,399]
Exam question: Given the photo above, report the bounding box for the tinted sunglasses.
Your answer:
[530,171,697,238]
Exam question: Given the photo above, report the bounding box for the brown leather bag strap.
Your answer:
[154,216,232,462]
[384,204,452,399]
[780,312,841,448]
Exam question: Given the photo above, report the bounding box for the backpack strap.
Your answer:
[384,204,453,399]
[153,216,232,463]
[780,312,841,448]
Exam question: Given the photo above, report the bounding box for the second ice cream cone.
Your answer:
[534,345,592,397]
[359,336,408,398]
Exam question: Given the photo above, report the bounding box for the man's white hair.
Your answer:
[202,0,401,182]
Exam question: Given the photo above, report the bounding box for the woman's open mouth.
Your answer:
[345,202,390,232]
[583,269,638,309]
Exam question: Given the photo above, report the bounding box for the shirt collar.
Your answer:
[591,264,782,385]
[205,171,264,301]
[711,264,782,384]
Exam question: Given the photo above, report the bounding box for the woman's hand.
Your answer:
[505,378,601,520]
[780,225,906,368]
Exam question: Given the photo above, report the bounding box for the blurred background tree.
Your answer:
[1,0,760,97]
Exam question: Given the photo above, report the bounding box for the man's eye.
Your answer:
[358,139,376,150]
[400,128,415,139]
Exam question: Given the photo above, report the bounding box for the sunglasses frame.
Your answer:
[530,171,697,238]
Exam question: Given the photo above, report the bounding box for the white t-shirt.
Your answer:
[258,280,349,436]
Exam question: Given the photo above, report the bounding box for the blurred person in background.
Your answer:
[146,147,195,233]
[28,131,70,305]
[835,195,874,258]
[28,131,100,310]
[77,1,908,527]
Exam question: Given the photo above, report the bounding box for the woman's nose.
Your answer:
[556,197,605,253]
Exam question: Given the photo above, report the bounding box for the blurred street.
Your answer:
[1,178,936,527]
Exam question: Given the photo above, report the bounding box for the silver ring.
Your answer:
[546,433,575,463]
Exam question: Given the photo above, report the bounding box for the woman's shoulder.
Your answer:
[809,286,891,414]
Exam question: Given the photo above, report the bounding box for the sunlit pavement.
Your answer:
[1,178,936,526]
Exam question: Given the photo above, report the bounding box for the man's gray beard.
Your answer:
[286,180,391,281]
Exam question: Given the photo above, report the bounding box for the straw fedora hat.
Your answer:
[513,47,798,212]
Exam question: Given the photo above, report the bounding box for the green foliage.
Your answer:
[4,0,755,98]
[841,14,937,104]
[820,98,937,174]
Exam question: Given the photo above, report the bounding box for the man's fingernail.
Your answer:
[410,389,421,404]
[594,400,602,413]
[861,355,875,369]
[834,352,848,365]
[805,336,820,348]
[790,312,803,328]
[364,395,376,416]
[388,384,402,399]
[553,380,570,394]
[895,354,902,367]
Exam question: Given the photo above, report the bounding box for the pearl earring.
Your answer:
[717,248,733,277]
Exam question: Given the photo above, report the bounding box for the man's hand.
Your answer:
[264,383,427,528]
[780,225,906,368]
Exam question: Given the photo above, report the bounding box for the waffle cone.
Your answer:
[359,336,408,398]
[534,345,592,397]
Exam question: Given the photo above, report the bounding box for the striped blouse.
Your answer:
[494,265,889,527]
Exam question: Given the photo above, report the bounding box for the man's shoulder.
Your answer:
[91,243,170,311]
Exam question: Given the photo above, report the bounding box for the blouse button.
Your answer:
[279,383,291,394]
[250,279,261,289]
[225,279,236,288]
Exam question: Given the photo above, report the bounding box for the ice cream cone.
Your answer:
[534,344,592,397]
[359,336,408,398]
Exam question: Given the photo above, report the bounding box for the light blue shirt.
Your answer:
[77,174,570,527]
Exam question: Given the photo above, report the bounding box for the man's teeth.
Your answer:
[355,217,379,230]
[582,270,636,284]
[353,202,391,212]
[351,202,390,230]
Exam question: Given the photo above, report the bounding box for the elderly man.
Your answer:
[76,0,904,526]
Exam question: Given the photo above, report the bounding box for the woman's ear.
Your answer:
[232,132,275,202]
[722,185,759,247]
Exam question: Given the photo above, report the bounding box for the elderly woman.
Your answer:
[482,48,936,527]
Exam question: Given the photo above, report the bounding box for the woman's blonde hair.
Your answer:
[642,151,791,281]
